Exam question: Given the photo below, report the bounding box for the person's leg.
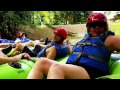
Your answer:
[47,63,90,79]
[25,41,35,47]
[44,37,48,45]
[27,57,57,79]
[32,44,42,55]
[21,46,36,57]
[11,43,25,56]
[2,45,12,54]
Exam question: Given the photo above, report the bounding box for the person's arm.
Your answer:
[105,35,120,52]
[0,54,23,64]
[64,39,72,54]
[46,46,56,60]
[0,43,10,48]
[67,46,71,55]
[39,44,47,48]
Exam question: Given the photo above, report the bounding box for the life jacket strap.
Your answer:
[73,52,108,63]
[76,42,107,49]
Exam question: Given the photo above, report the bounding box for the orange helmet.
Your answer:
[17,31,25,37]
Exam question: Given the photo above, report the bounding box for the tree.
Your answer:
[0,11,32,39]
[53,11,92,25]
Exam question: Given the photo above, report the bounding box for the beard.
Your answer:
[54,40,63,44]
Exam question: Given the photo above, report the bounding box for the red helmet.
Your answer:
[86,13,107,25]
[54,27,68,39]
[17,31,25,37]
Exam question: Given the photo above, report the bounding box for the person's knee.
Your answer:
[50,63,62,71]
[16,43,23,48]
[35,58,50,70]
[36,58,49,65]
[35,57,57,74]
[28,41,35,46]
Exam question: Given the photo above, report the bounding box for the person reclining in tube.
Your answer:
[11,32,50,55]
[10,27,71,60]
[15,31,49,47]
[14,31,34,47]
[27,13,120,79]
[0,32,32,64]
[11,31,49,55]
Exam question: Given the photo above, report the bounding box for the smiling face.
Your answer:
[88,22,107,37]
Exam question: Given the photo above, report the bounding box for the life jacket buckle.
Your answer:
[81,52,88,57]
[80,43,86,46]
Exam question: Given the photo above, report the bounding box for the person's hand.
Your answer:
[64,39,70,45]
[22,53,32,60]
[14,54,23,62]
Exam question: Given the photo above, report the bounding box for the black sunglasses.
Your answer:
[89,22,107,28]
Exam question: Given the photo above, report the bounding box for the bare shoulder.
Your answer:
[105,35,120,44]
[47,46,56,50]
[105,35,120,52]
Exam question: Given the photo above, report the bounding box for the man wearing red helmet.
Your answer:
[10,27,70,60]
[27,13,120,79]
[35,27,70,59]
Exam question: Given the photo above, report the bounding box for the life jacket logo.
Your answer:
[17,70,25,74]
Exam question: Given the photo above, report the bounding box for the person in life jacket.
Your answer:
[11,27,70,60]
[27,13,120,79]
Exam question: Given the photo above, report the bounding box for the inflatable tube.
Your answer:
[96,74,120,79]
[0,53,120,79]
[0,58,37,79]
[107,54,120,75]
[57,55,69,64]
[97,53,120,79]
[0,55,68,79]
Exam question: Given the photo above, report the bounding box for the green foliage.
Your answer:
[52,11,92,25]
[0,11,92,39]
[32,11,92,25]
[110,21,120,37]
[0,11,32,39]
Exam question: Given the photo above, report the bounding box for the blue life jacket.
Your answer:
[66,31,115,73]
[16,37,30,43]
[37,42,69,60]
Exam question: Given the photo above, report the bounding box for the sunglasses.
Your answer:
[89,22,107,28]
